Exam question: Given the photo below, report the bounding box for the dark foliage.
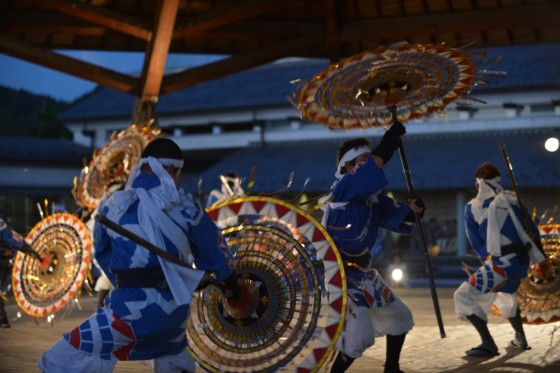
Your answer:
[0,86,73,139]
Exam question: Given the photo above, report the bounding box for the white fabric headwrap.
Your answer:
[475,176,503,202]
[125,157,182,206]
[335,146,370,179]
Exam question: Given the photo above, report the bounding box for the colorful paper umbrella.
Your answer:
[187,196,346,372]
[12,213,92,317]
[293,41,493,129]
[72,123,161,210]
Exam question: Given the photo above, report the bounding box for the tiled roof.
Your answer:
[184,128,560,194]
[59,44,560,122]
[0,136,91,165]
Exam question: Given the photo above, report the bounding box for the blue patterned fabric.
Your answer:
[64,173,233,361]
[464,187,540,294]
[323,157,412,307]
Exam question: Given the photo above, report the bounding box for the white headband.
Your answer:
[335,145,370,178]
[139,157,183,168]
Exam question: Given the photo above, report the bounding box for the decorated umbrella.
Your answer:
[11,213,92,318]
[517,224,560,324]
[292,41,491,129]
[293,41,502,338]
[72,123,161,210]
[187,196,346,372]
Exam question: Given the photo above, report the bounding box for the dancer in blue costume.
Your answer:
[206,171,245,207]
[454,162,547,357]
[323,123,424,373]
[39,138,240,373]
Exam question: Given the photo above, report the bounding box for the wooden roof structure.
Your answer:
[1,0,559,120]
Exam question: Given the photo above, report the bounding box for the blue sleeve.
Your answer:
[464,204,487,258]
[378,194,413,234]
[189,202,234,282]
[0,219,24,249]
[331,158,388,202]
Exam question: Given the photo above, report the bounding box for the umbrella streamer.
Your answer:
[293,41,504,129]
[188,196,346,372]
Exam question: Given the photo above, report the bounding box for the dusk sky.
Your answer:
[0,51,225,102]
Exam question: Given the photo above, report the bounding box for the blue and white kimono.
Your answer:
[454,177,545,321]
[39,161,234,373]
[322,157,414,358]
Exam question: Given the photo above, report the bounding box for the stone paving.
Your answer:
[0,287,558,372]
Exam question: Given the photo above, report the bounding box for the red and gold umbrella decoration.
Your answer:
[293,41,488,129]
[12,213,92,317]
[187,196,346,372]
[72,123,161,210]
[517,224,560,324]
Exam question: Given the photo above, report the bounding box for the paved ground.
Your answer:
[0,287,558,372]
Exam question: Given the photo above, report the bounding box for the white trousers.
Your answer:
[38,338,195,373]
[454,281,519,321]
[336,296,414,359]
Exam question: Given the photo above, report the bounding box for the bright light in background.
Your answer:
[544,137,559,152]
[391,268,403,282]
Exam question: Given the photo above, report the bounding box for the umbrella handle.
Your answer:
[397,138,447,339]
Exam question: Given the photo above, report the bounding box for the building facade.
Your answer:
[2,44,559,273]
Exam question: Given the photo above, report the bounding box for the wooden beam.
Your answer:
[0,35,138,93]
[324,0,341,62]
[139,0,180,98]
[173,0,284,38]
[132,0,180,124]
[33,0,151,40]
[161,36,321,94]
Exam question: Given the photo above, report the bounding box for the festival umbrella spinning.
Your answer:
[293,41,507,338]
[187,196,347,372]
